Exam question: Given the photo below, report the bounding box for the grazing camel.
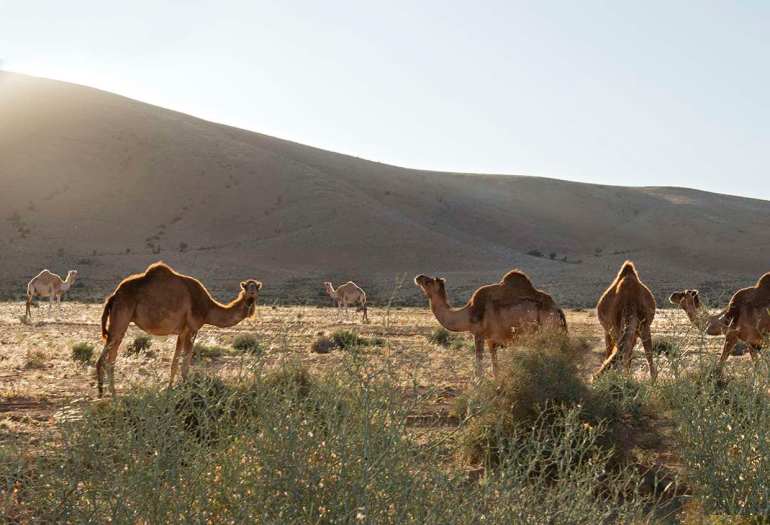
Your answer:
[668,289,747,355]
[713,272,770,373]
[414,269,566,378]
[323,281,368,322]
[97,262,261,397]
[595,261,657,381]
[25,269,78,318]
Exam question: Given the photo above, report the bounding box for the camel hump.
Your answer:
[144,261,175,277]
[617,261,638,279]
[500,269,538,295]
[756,272,770,289]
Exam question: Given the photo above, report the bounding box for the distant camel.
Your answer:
[668,289,747,355]
[25,269,78,318]
[324,281,368,322]
[97,262,261,397]
[713,272,770,373]
[595,261,657,381]
[414,269,566,378]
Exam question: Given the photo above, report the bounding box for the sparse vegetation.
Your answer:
[24,349,47,369]
[193,341,229,360]
[70,342,94,365]
[231,333,263,355]
[428,326,454,347]
[125,335,152,356]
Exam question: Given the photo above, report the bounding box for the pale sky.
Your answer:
[1,1,768,199]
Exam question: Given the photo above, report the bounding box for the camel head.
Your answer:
[669,289,701,312]
[414,274,446,299]
[65,270,78,284]
[323,281,336,299]
[240,279,262,316]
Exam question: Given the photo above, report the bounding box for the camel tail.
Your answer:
[101,293,116,340]
[557,308,567,332]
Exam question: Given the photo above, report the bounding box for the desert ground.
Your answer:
[0,301,733,444]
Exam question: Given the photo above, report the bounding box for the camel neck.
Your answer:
[428,293,472,332]
[205,296,249,328]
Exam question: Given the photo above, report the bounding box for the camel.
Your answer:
[414,269,566,378]
[668,289,747,355]
[25,269,78,318]
[323,281,368,322]
[595,261,657,381]
[713,272,770,373]
[97,262,261,397]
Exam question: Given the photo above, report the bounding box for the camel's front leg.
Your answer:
[168,334,186,388]
[487,341,500,379]
[181,330,198,381]
[474,334,485,379]
[604,332,615,359]
[716,331,740,375]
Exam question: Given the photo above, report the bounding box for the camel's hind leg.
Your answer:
[604,332,614,359]
[25,293,33,319]
[473,334,485,379]
[168,332,186,389]
[640,325,657,382]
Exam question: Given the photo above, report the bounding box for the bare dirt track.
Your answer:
[0,302,736,444]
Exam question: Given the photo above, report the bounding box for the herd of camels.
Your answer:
[24,260,770,397]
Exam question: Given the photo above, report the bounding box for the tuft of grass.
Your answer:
[24,349,48,370]
[310,335,336,354]
[428,327,454,348]
[232,333,264,355]
[193,341,228,361]
[125,335,152,356]
[652,336,680,357]
[330,329,368,350]
[70,342,95,366]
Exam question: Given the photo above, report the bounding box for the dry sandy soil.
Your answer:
[0,301,742,446]
[2,71,769,307]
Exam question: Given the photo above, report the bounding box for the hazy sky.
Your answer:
[2,1,768,199]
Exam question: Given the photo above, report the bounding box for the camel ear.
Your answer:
[255,281,262,291]
[240,281,247,290]
[438,277,446,284]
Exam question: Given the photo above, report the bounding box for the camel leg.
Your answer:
[474,334,485,379]
[488,341,500,379]
[717,331,740,375]
[640,325,657,382]
[595,344,621,380]
[180,330,198,382]
[96,335,126,398]
[604,332,614,359]
[168,334,186,389]
[25,294,32,319]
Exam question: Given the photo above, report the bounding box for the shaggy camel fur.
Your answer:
[25,269,78,318]
[414,269,566,378]
[97,262,261,397]
[595,261,657,381]
[668,289,747,355]
[714,272,770,373]
[324,281,368,322]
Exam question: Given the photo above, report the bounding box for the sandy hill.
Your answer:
[1,71,769,307]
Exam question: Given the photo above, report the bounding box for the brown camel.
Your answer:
[97,262,261,397]
[713,272,770,373]
[595,261,657,381]
[414,269,566,378]
[25,269,78,318]
[668,289,747,355]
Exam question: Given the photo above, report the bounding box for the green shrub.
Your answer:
[125,335,152,356]
[232,333,263,355]
[70,342,94,365]
[652,336,680,357]
[459,332,624,467]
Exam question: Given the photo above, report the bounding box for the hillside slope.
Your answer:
[1,72,768,306]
